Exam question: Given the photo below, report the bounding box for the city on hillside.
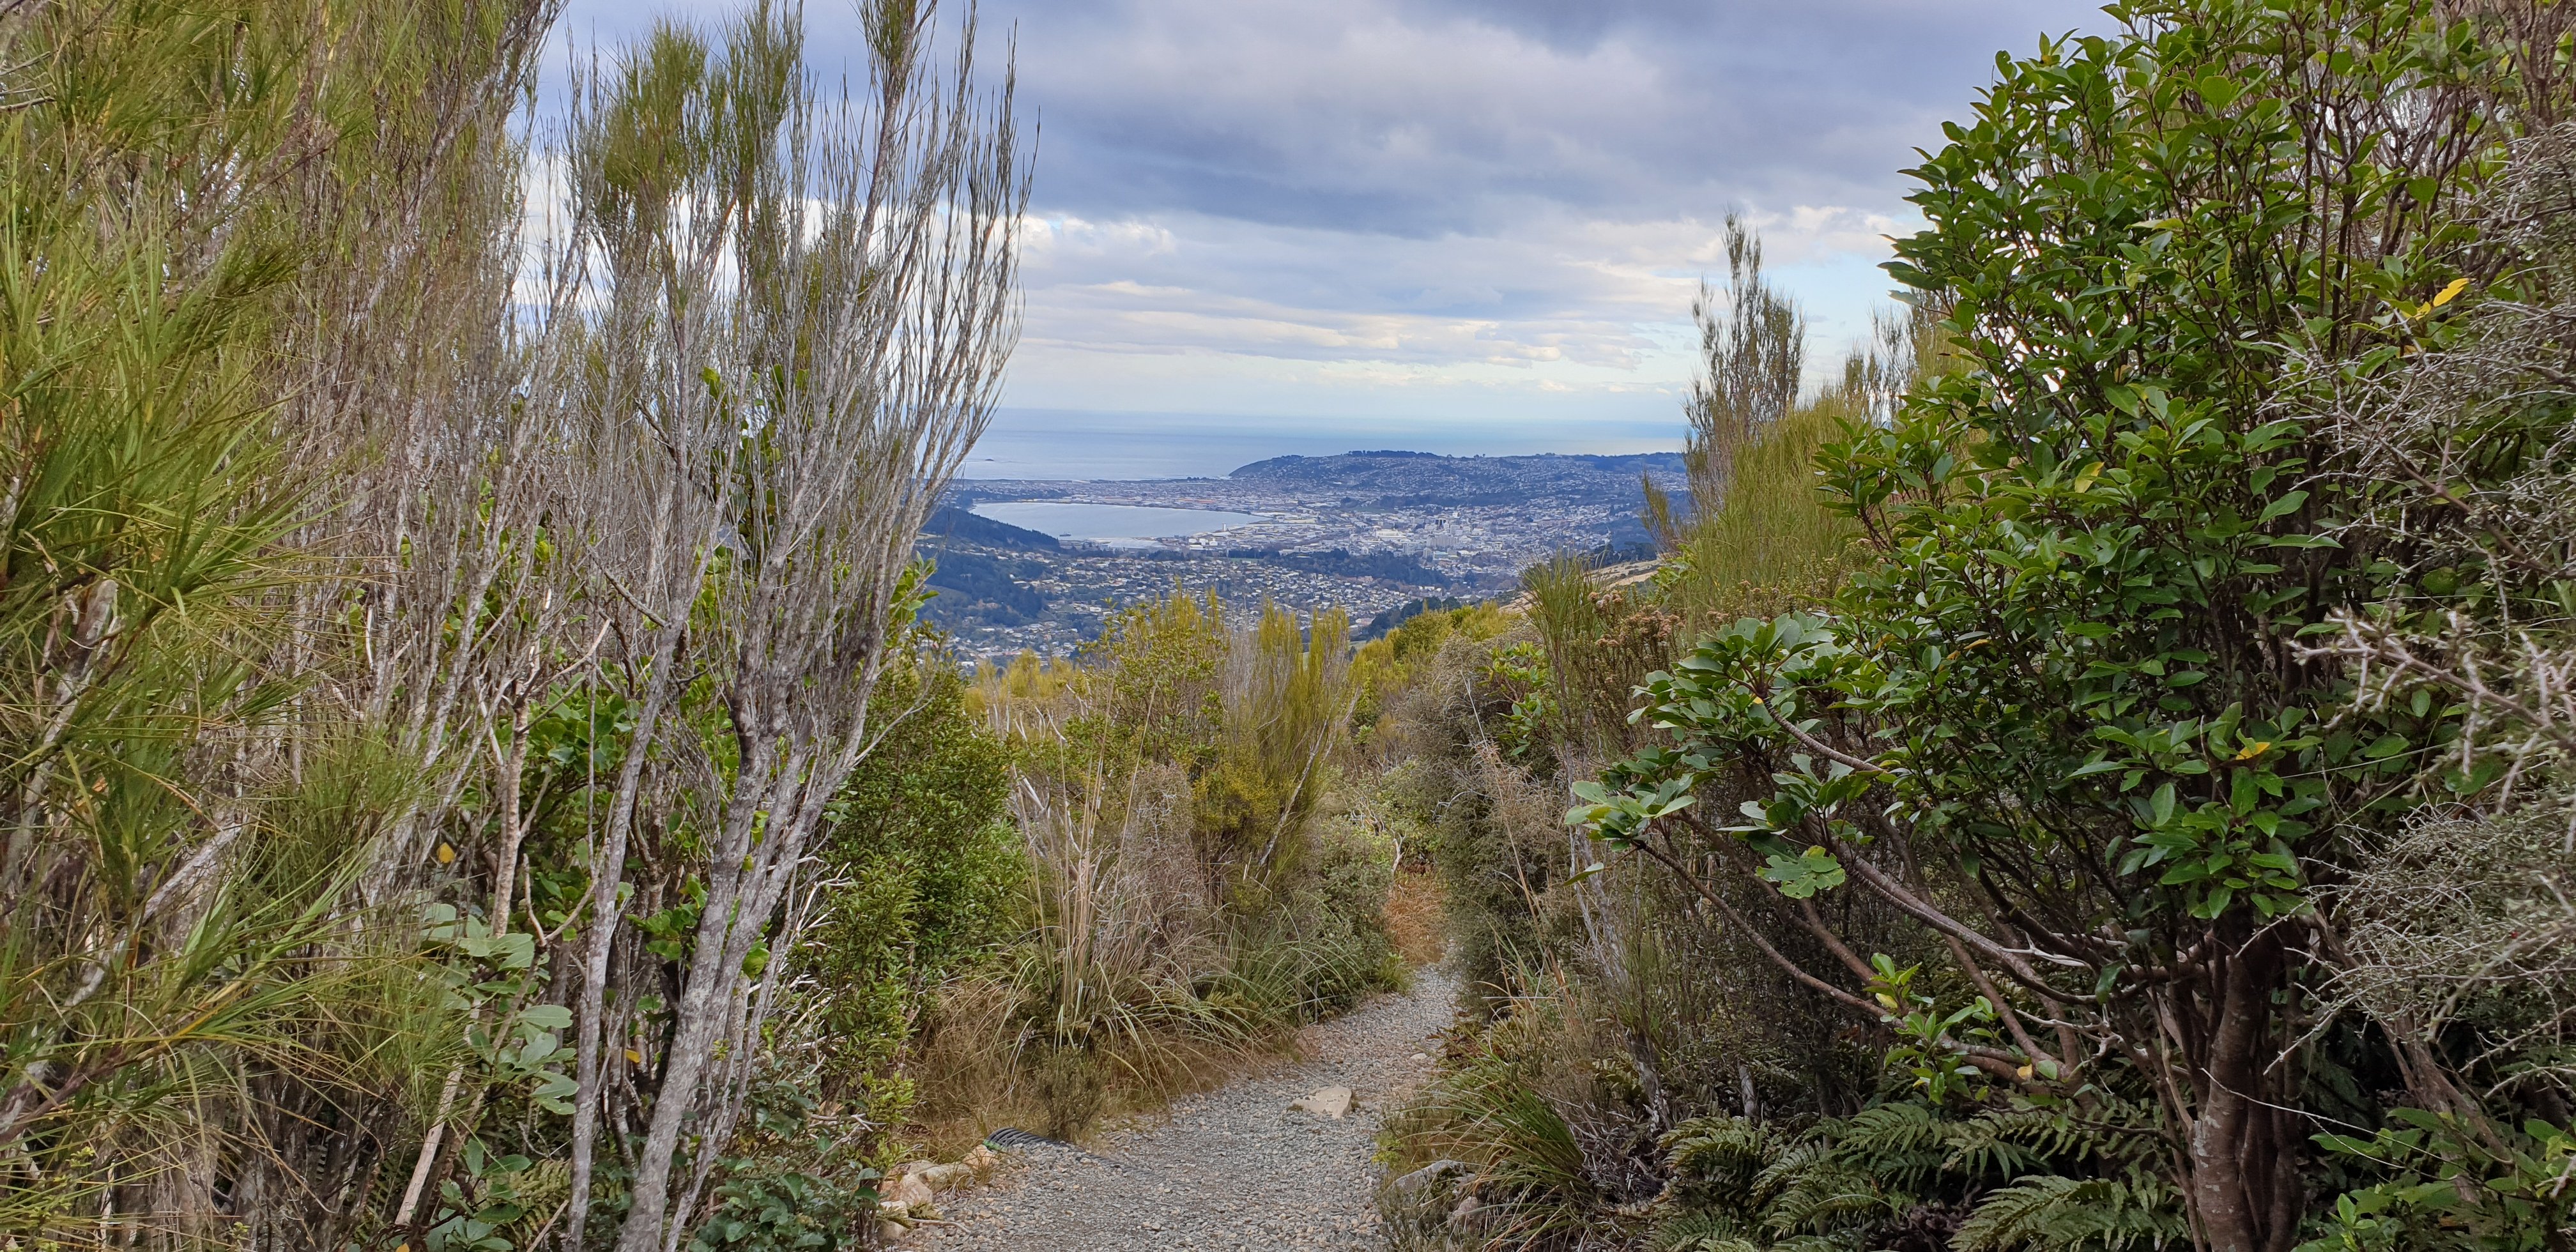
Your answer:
[919,449,1688,657]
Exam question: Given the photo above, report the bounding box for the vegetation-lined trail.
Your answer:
[923,972,1456,1251]
[15,0,2576,1246]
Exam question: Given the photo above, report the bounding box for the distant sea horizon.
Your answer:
[958,407,1689,481]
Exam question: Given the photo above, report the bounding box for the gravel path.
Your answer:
[917,970,1457,1251]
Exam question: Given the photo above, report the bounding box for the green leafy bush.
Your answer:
[1570,1,2576,1246]
[806,640,1024,1129]
[1655,1102,2181,1252]
[686,1168,877,1252]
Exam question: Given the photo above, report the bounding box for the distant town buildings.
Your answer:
[924,450,1686,660]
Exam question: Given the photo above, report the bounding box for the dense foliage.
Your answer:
[17,0,2572,1249]
[0,1,1027,1246]
[924,592,1404,1142]
[1387,3,2576,1250]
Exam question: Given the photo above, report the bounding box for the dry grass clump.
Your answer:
[901,977,1279,1156]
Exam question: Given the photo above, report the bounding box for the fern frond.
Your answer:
[1768,1235,1867,1252]
[1763,1159,1897,1237]
[1954,1175,2083,1250]
[1649,1208,1761,1252]
[1666,1115,1787,1185]
[1749,1134,1837,1212]
[1942,1106,2057,1180]
[1953,1175,2187,1251]
[1831,1101,1950,1189]
[1666,1113,1798,1220]
[1946,1100,2166,1181]
[1839,1102,1943,1153]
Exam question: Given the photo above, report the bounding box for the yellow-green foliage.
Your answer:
[1657,390,1864,632]
[1519,386,1870,752]
[1651,286,1951,645]
[1352,602,1514,731]
[979,649,1079,704]
[942,588,1394,1141]
[1087,588,1233,767]
[986,589,1356,887]
[1196,600,1353,882]
[979,589,1229,843]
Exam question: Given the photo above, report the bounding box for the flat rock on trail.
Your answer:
[918,970,1457,1251]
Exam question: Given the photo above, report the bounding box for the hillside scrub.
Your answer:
[1370,333,1928,1243]
[0,1,1027,1246]
[903,592,1405,1145]
[1386,2,2576,1249]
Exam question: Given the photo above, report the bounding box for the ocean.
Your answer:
[958,408,1689,481]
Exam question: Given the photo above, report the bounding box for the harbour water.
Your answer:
[969,500,1269,547]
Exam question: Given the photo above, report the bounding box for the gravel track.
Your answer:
[917,970,1457,1251]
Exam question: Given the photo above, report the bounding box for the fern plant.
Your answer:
[1650,1209,1762,1252]
[1951,1176,2187,1252]
[1653,1097,2183,1251]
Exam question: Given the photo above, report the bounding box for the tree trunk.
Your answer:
[2179,925,2299,1252]
[564,648,684,1252]
[617,740,827,1252]
[615,910,740,1252]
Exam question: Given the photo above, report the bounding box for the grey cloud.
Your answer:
[1017,206,1697,362]
[557,1,2107,236]
[556,0,2112,417]
[1390,0,1720,49]
[955,0,2104,235]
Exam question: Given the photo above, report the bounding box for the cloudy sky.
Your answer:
[555,0,2108,443]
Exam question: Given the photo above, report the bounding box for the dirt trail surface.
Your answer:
[919,970,1457,1251]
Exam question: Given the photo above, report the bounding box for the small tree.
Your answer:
[1682,214,1806,512]
[1574,3,2575,1249]
[547,4,1027,1247]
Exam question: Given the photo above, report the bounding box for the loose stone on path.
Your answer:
[917,969,1456,1251]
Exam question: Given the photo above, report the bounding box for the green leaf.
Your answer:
[2258,489,2309,523]
[1760,846,1846,899]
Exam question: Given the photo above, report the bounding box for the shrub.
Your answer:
[916,588,1402,1143]
[805,639,1025,1133]
[1573,3,2576,1246]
